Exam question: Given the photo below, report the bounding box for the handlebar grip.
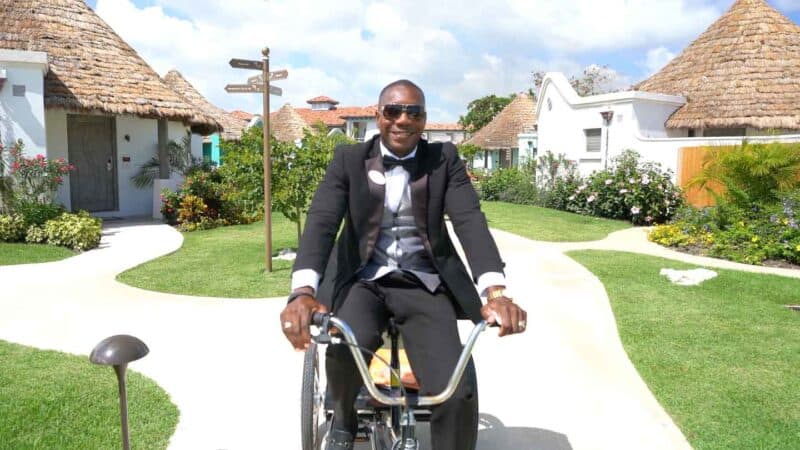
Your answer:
[310,311,329,327]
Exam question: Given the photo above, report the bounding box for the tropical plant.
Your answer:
[478,168,537,205]
[272,125,353,241]
[690,142,800,207]
[2,140,73,206]
[131,136,205,188]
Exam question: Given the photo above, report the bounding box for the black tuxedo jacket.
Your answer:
[293,135,504,323]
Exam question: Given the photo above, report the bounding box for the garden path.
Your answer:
[553,226,800,279]
[0,220,692,450]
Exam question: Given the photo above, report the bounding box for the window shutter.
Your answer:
[585,128,601,152]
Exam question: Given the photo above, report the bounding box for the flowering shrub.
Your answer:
[158,166,248,231]
[2,140,73,205]
[0,214,26,242]
[25,224,47,244]
[564,150,683,225]
[160,189,181,225]
[649,191,800,265]
[43,211,102,251]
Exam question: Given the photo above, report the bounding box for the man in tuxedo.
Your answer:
[280,80,527,450]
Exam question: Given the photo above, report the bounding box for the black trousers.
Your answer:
[326,271,478,450]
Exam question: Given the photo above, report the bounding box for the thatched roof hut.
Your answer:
[163,70,248,140]
[635,0,800,130]
[270,104,309,142]
[463,93,537,149]
[0,0,219,132]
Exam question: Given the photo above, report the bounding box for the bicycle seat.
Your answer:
[369,348,419,390]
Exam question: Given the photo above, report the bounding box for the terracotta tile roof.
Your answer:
[163,70,249,140]
[230,110,255,121]
[293,105,377,128]
[0,0,216,130]
[463,93,537,149]
[635,0,800,130]
[307,95,339,104]
[425,123,464,131]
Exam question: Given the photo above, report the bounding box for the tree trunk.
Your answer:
[296,206,302,244]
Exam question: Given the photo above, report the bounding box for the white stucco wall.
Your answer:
[0,50,49,156]
[46,110,192,217]
[517,133,538,165]
[425,130,466,144]
[536,72,687,177]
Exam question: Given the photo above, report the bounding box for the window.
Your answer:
[584,128,601,152]
[703,128,746,137]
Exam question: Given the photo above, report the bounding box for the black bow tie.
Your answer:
[383,155,418,172]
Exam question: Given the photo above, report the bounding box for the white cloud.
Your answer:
[642,46,677,76]
[92,0,741,120]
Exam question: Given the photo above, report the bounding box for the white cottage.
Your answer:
[536,0,800,178]
[0,0,221,218]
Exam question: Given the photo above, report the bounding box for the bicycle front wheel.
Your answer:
[301,342,326,450]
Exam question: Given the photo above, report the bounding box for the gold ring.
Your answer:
[283,321,293,330]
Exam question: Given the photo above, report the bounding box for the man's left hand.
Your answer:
[480,289,527,337]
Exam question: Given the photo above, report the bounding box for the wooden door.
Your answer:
[67,115,117,212]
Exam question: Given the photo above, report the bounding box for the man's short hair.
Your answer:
[378,80,426,106]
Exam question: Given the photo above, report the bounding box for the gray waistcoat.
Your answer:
[359,184,441,292]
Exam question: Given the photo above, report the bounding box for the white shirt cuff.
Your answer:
[291,269,320,293]
[476,272,506,298]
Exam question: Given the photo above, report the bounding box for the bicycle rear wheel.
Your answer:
[301,342,326,450]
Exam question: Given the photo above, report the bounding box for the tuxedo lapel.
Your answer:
[410,141,432,255]
[363,138,385,261]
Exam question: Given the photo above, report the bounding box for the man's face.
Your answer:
[376,85,426,157]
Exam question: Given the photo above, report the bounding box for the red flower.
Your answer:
[36,154,45,160]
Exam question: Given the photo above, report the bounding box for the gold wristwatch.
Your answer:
[487,288,510,301]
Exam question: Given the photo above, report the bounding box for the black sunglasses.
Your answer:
[381,103,426,121]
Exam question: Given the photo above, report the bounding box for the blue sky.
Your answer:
[84,0,800,122]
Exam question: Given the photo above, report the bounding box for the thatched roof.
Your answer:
[0,0,213,126]
[635,0,800,130]
[270,104,309,142]
[295,105,378,128]
[163,70,248,139]
[462,93,537,149]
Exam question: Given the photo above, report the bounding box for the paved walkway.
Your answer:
[8,220,795,449]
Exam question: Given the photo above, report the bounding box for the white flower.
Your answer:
[587,195,596,203]
[604,179,613,185]
[568,195,576,201]
[631,206,641,215]
[665,199,671,206]
[577,184,587,192]
[628,178,636,184]
[641,174,650,185]
[619,189,629,194]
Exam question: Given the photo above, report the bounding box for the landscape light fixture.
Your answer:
[89,335,150,450]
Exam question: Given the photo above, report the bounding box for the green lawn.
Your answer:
[568,250,800,449]
[0,243,75,266]
[0,340,178,449]
[481,201,631,241]
[117,214,297,298]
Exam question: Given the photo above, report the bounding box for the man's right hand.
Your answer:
[280,291,328,351]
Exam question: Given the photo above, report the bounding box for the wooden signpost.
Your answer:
[226,48,287,273]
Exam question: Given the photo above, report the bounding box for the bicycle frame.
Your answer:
[311,313,489,449]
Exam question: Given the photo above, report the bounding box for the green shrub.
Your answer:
[25,225,47,244]
[478,168,537,205]
[565,150,683,225]
[14,200,64,227]
[44,212,102,251]
[0,214,26,242]
[691,141,800,207]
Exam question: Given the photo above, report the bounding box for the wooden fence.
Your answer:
[678,146,728,208]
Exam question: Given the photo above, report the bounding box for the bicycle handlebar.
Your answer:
[310,311,488,407]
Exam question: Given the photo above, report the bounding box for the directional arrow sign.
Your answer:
[247,69,288,85]
[225,84,283,95]
[229,58,264,70]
